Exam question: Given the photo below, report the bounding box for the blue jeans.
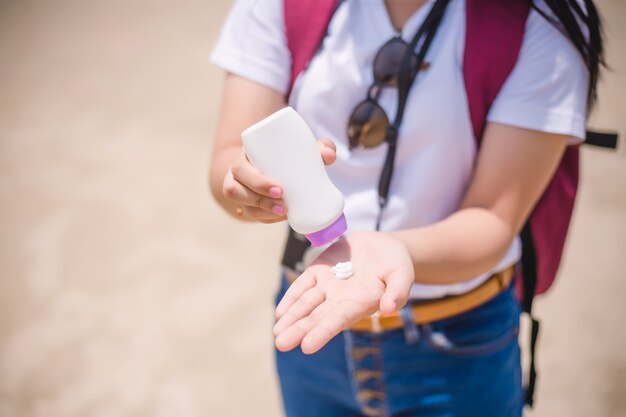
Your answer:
[273,275,523,417]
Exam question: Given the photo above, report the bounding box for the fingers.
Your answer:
[223,156,287,221]
[300,301,354,354]
[241,205,287,222]
[318,138,337,166]
[273,286,325,336]
[230,155,283,198]
[275,299,364,355]
[275,271,317,320]
[275,298,382,354]
[379,269,412,315]
[274,301,333,353]
[224,181,286,215]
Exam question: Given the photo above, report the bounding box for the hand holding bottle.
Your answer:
[223,137,336,223]
[240,107,346,246]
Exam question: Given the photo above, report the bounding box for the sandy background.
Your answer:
[0,0,625,416]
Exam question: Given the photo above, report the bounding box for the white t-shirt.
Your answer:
[211,0,588,298]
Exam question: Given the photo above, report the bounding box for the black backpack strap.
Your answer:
[518,131,618,408]
[520,222,540,407]
[281,227,311,273]
[585,130,619,149]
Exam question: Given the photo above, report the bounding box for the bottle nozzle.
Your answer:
[304,213,347,247]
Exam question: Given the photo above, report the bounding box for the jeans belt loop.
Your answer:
[399,306,420,344]
[371,311,382,334]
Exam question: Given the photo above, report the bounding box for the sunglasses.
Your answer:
[343,0,450,230]
[346,0,451,151]
[347,36,429,149]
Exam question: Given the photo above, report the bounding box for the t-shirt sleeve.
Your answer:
[210,0,291,95]
[486,7,589,143]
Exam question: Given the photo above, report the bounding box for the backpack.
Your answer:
[283,0,618,407]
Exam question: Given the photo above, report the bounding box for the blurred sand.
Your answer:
[0,0,625,416]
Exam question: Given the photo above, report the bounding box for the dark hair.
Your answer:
[532,0,606,112]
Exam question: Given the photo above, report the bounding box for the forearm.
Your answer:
[392,124,568,285]
[392,207,514,285]
[209,73,289,221]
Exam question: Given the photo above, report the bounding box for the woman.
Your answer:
[209,0,604,415]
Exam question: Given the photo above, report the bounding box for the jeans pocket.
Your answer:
[424,286,520,357]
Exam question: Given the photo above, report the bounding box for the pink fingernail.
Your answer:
[272,205,285,215]
[269,187,282,198]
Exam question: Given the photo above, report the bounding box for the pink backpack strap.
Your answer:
[463,0,529,142]
[464,0,579,297]
[284,0,338,96]
[464,0,581,407]
[528,149,579,295]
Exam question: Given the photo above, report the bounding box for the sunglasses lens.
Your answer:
[373,38,418,86]
[347,100,390,149]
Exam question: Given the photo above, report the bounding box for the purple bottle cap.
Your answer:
[305,213,347,247]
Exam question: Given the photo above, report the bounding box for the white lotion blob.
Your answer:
[331,261,354,280]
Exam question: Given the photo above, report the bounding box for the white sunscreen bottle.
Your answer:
[242,107,347,247]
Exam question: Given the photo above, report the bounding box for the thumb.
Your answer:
[379,272,411,315]
[318,138,337,166]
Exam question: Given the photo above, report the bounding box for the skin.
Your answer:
[385,0,429,30]
[209,75,336,223]
[210,2,570,355]
[273,124,567,354]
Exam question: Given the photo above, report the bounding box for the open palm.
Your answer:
[273,231,415,354]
